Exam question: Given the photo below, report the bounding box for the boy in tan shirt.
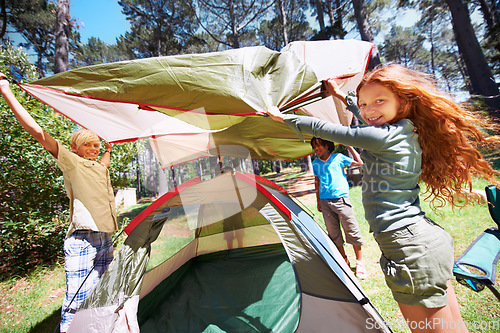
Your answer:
[0,75,117,332]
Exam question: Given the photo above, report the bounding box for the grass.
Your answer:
[0,265,65,333]
[1,169,499,332]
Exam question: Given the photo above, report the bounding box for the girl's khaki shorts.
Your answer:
[374,217,454,308]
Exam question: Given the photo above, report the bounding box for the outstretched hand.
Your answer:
[266,106,285,123]
[0,73,11,95]
[100,141,113,168]
[324,78,347,105]
[104,141,113,152]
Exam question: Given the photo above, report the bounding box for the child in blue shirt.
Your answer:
[311,137,367,279]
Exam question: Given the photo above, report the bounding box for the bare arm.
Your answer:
[100,141,112,168]
[314,176,322,212]
[345,145,363,167]
[0,75,59,158]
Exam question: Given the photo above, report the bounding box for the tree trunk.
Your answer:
[300,156,313,174]
[445,0,500,116]
[251,159,260,175]
[325,0,344,39]
[314,0,326,39]
[198,158,204,179]
[477,0,498,30]
[274,160,282,174]
[277,0,288,45]
[0,0,6,40]
[157,168,169,196]
[170,166,178,188]
[54,0,69,73]
[351,0,381,69]
[135,155,141,200]
[228,0,240,48]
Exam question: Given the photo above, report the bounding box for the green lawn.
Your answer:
[1,173,499,332]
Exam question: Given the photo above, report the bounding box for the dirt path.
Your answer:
[265,172,316,198]
[284,173,315,198]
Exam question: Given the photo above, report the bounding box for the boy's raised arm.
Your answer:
[100,141,112,168]
[345,145,363,167]
[0,75,59,158]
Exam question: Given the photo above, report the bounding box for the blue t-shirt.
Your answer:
[313,153,352,199]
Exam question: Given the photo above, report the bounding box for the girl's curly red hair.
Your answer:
[357,64,500,207]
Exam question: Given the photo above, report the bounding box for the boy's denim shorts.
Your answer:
[374,217,454,308]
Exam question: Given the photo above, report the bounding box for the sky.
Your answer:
[70,0,130,44]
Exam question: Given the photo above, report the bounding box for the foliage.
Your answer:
[195,0,274,49]
[258,0,314,50]
[71,37,132,68]
[182,32,225,53]
[118,0,201,57]
[380,25,428,67]
[258,18,287,51]
[5,0,56,77]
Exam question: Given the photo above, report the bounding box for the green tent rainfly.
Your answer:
[19,40,373,167]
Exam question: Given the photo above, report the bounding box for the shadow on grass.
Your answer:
[29,307,61,333]
[0,257,61,283]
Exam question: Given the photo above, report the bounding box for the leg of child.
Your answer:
[398,280,468,333]
[335,197,366,276]
[353,244,362,261]
[320,200,349,265]
[336,245,348,262]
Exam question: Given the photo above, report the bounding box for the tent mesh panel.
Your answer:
[137,244,300,332]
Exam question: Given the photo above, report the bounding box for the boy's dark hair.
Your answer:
[310,137,335,153]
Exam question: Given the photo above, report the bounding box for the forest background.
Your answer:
[1,0,499,295]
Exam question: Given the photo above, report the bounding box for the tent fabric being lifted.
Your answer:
[67,172,391,332]
[19,40,373,167]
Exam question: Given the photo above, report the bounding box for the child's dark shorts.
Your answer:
[374,217,454,308]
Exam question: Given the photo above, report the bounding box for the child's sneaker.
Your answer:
[355,260,368,279]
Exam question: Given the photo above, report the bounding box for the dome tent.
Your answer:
[67,172,391,332]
